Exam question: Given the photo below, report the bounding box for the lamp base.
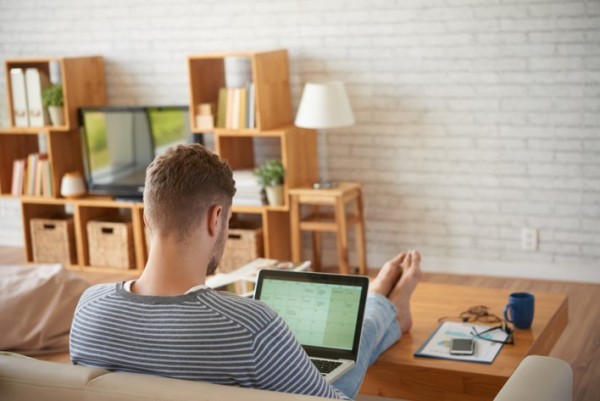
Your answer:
[312,181,337,190]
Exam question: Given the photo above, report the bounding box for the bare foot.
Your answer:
[388,250,422,333]
[369,253,407,297]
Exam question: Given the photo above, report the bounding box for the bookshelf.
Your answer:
[188,49,293,131]
[0,56,106,198]
[188,49,318,260]
[5,49,318,272]
[21,197,146,275]
[0,56,131,273]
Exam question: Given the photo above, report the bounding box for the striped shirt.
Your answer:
[70,282,348,399]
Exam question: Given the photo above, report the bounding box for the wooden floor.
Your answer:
[1,246,598,401]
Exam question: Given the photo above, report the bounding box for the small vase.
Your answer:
[60,172,86,199]
[48,106,65,126]
[265,185,284,206]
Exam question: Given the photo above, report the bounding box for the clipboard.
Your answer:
[414,321,509,364]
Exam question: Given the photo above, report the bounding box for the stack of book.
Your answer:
[232,170,263,206]
[10,68,52,127]
[216,56,256,129]
[11,153,53,197]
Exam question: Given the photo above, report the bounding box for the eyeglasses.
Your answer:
[438,305,503,324]
[471,322,514,345]
[439,305,515,345]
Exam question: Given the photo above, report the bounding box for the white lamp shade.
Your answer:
[294,81,355,129]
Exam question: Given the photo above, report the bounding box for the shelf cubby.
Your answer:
[5,57,106,130]
[188,49,292,132]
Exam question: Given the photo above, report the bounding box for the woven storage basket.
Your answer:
[87,220,134,269]
[30,217,76,265]
[218,228,263,273]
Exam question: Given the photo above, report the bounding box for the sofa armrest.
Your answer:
[0,352,328,401]
[493,355,573,401]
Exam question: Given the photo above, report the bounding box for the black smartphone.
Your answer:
[450,338,476,355]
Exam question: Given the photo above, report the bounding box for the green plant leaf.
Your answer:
[42,84,64,107]
[254,159,285,187]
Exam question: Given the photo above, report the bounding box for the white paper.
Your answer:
[10,68,29,127]
[25,68,49,127]
[206,258,311,289]
[415,321,509,364]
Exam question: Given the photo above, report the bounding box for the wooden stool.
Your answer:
[289,182,367,275]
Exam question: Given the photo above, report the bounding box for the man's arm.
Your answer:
[251,316,350,400]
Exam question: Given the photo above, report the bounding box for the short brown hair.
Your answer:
[144,144,236,240]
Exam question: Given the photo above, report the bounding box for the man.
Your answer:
[70,144,421,400]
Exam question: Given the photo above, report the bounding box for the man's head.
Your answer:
[144,144,236,265]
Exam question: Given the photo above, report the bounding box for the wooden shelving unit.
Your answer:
[5,57,106,129]
[188,49,292,131]
[1,56,124,273]
[21,197,145,276]
[5,49,318,272]
[188,49,318,261]
[0,56,106,199]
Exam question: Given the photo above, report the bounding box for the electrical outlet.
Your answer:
[521,227,538,251]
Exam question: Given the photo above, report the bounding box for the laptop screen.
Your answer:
[254,270,369,358]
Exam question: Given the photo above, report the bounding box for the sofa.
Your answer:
[0,352,572,401]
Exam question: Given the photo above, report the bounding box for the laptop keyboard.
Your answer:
[312,358,343,375]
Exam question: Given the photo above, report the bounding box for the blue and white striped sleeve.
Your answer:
[251,315,351,400]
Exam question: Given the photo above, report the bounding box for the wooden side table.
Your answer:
[289,182,367,275]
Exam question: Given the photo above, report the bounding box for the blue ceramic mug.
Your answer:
[504,292,535,329]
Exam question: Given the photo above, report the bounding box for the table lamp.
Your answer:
[294,81,355,189]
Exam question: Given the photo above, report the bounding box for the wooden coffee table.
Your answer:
[359,282,568,401]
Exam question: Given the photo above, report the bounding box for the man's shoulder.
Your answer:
[76,282,119,308]
[203,289,276,316]
[200,290,279,332]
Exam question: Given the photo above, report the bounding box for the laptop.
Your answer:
[254,269,369,383]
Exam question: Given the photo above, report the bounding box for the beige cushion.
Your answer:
[493,355,573,401]
[0,353,326,401]
[0,264,89,355]
[0,352,573,401]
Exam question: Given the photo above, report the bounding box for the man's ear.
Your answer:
[142,211,150,229]
[207,205,223,237]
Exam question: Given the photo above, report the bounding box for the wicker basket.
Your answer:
[218,228,263,273]
[30,217,77,265]
[87,220,135,269]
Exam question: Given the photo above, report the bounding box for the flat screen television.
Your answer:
[79,106,197,200]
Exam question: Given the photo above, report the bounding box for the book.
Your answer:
[226,88,235,129]
[34,154,51,196]
[10,159,26,196]
[246,82,255,129]
[231,88,241,129]
[232,169,263,206]
[217,88,227,128]
[10,68,30,127]
[34,157,44,195]
[26,153,39,196]
[25,68,50,127]
[224,56,252,89]
[239,87,247,129]
[40,158,53,197]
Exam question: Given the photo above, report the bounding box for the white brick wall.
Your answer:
[0,0,598,279]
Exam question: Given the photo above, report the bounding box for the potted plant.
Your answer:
[42,84,64,126]
[254,159,285,206]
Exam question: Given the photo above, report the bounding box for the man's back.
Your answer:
[70,283,346,398]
